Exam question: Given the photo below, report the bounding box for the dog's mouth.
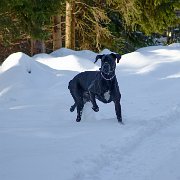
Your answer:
[101,63,115,75]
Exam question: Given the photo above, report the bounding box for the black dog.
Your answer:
[68,53,123,123]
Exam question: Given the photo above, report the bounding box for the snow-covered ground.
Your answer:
[0,44,180,180]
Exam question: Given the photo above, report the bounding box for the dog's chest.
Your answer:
[96,90,112,103]
[104,90,111,101]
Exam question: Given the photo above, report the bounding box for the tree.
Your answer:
[53,15,62,50]
[52,1,65,51]
[100,0,180,50]
[0,0,65,55]
[0,0,179,62]
[134,0,179,34]
[75,1,112,51]
[0,1,24,45]
[111,0,179,35]
[65,0,75,49]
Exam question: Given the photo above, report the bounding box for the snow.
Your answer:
[0,43,180,180]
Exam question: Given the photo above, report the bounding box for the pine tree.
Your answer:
[0,0,23,45]
[75,1,112,51]
[0,0,65,55]
[117,0,179,35]
[101,0,179,50]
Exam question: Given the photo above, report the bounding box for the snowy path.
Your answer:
[74,119,180,180]
[68,113,180,180]
[1,108,180,180]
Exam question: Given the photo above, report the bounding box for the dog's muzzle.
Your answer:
[101,62,115,75]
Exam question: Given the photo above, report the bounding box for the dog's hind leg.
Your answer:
[89,92,99,112]
[76,99,84,122]
[69,91,77,112]
[68,85,84,122]
[68,82,78,112]
[70,96,87,112]
[70,96,83,122]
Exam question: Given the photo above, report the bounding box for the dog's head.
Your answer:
[94,53,121,75]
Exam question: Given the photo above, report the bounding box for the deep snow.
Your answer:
[0,44,180,180]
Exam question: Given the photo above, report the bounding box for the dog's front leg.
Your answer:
[89,92,99,112]
[114,100,123,123]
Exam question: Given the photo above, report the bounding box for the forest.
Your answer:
[0,0,179,63]
[1,1,180,179]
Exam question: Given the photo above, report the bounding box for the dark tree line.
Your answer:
[0,0,179,62]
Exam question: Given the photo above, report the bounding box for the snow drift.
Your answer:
[0,44,180,180]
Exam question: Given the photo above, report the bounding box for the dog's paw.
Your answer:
[117,117,124,124]
[70,105,76,112]
[76,118,81,122]
[119,121,124,125]
[92,106,99,112]
[70,107,74,112]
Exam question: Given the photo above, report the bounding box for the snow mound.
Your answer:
[1,52,32,73]
[119,45,180,75]
[0,52,58,99]
[50,48,97,61]
[33,53,53,60]
[100,48,113,54]
[168,43,180,47]
[1,44,180,180]
[35,54,99,72]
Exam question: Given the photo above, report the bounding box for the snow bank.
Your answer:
[34,54,99,72]
[0,44,180,180]
[168,43,180,47]
[50,48,97,61]
[1,52,31,73]
[0,52,58,103]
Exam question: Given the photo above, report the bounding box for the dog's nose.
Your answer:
[102,63,110,74]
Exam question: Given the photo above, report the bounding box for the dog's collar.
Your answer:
[101,72,115,81]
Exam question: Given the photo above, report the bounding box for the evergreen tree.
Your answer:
[75,0,112,51]
[0,0,179,60]
[134,0,179,34]
[0,0,23,45]
[0,0,65,54]
[101,0,180,50]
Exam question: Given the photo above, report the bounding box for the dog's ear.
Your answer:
[94,54,104,63]
[110,53,121,63]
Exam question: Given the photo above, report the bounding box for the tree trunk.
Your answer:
[30,39,34,56]
[65,0,75,49]
[53,15,62,51]
[40,40,45,53]
[71,1,75,49]
[30,39,46,56]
